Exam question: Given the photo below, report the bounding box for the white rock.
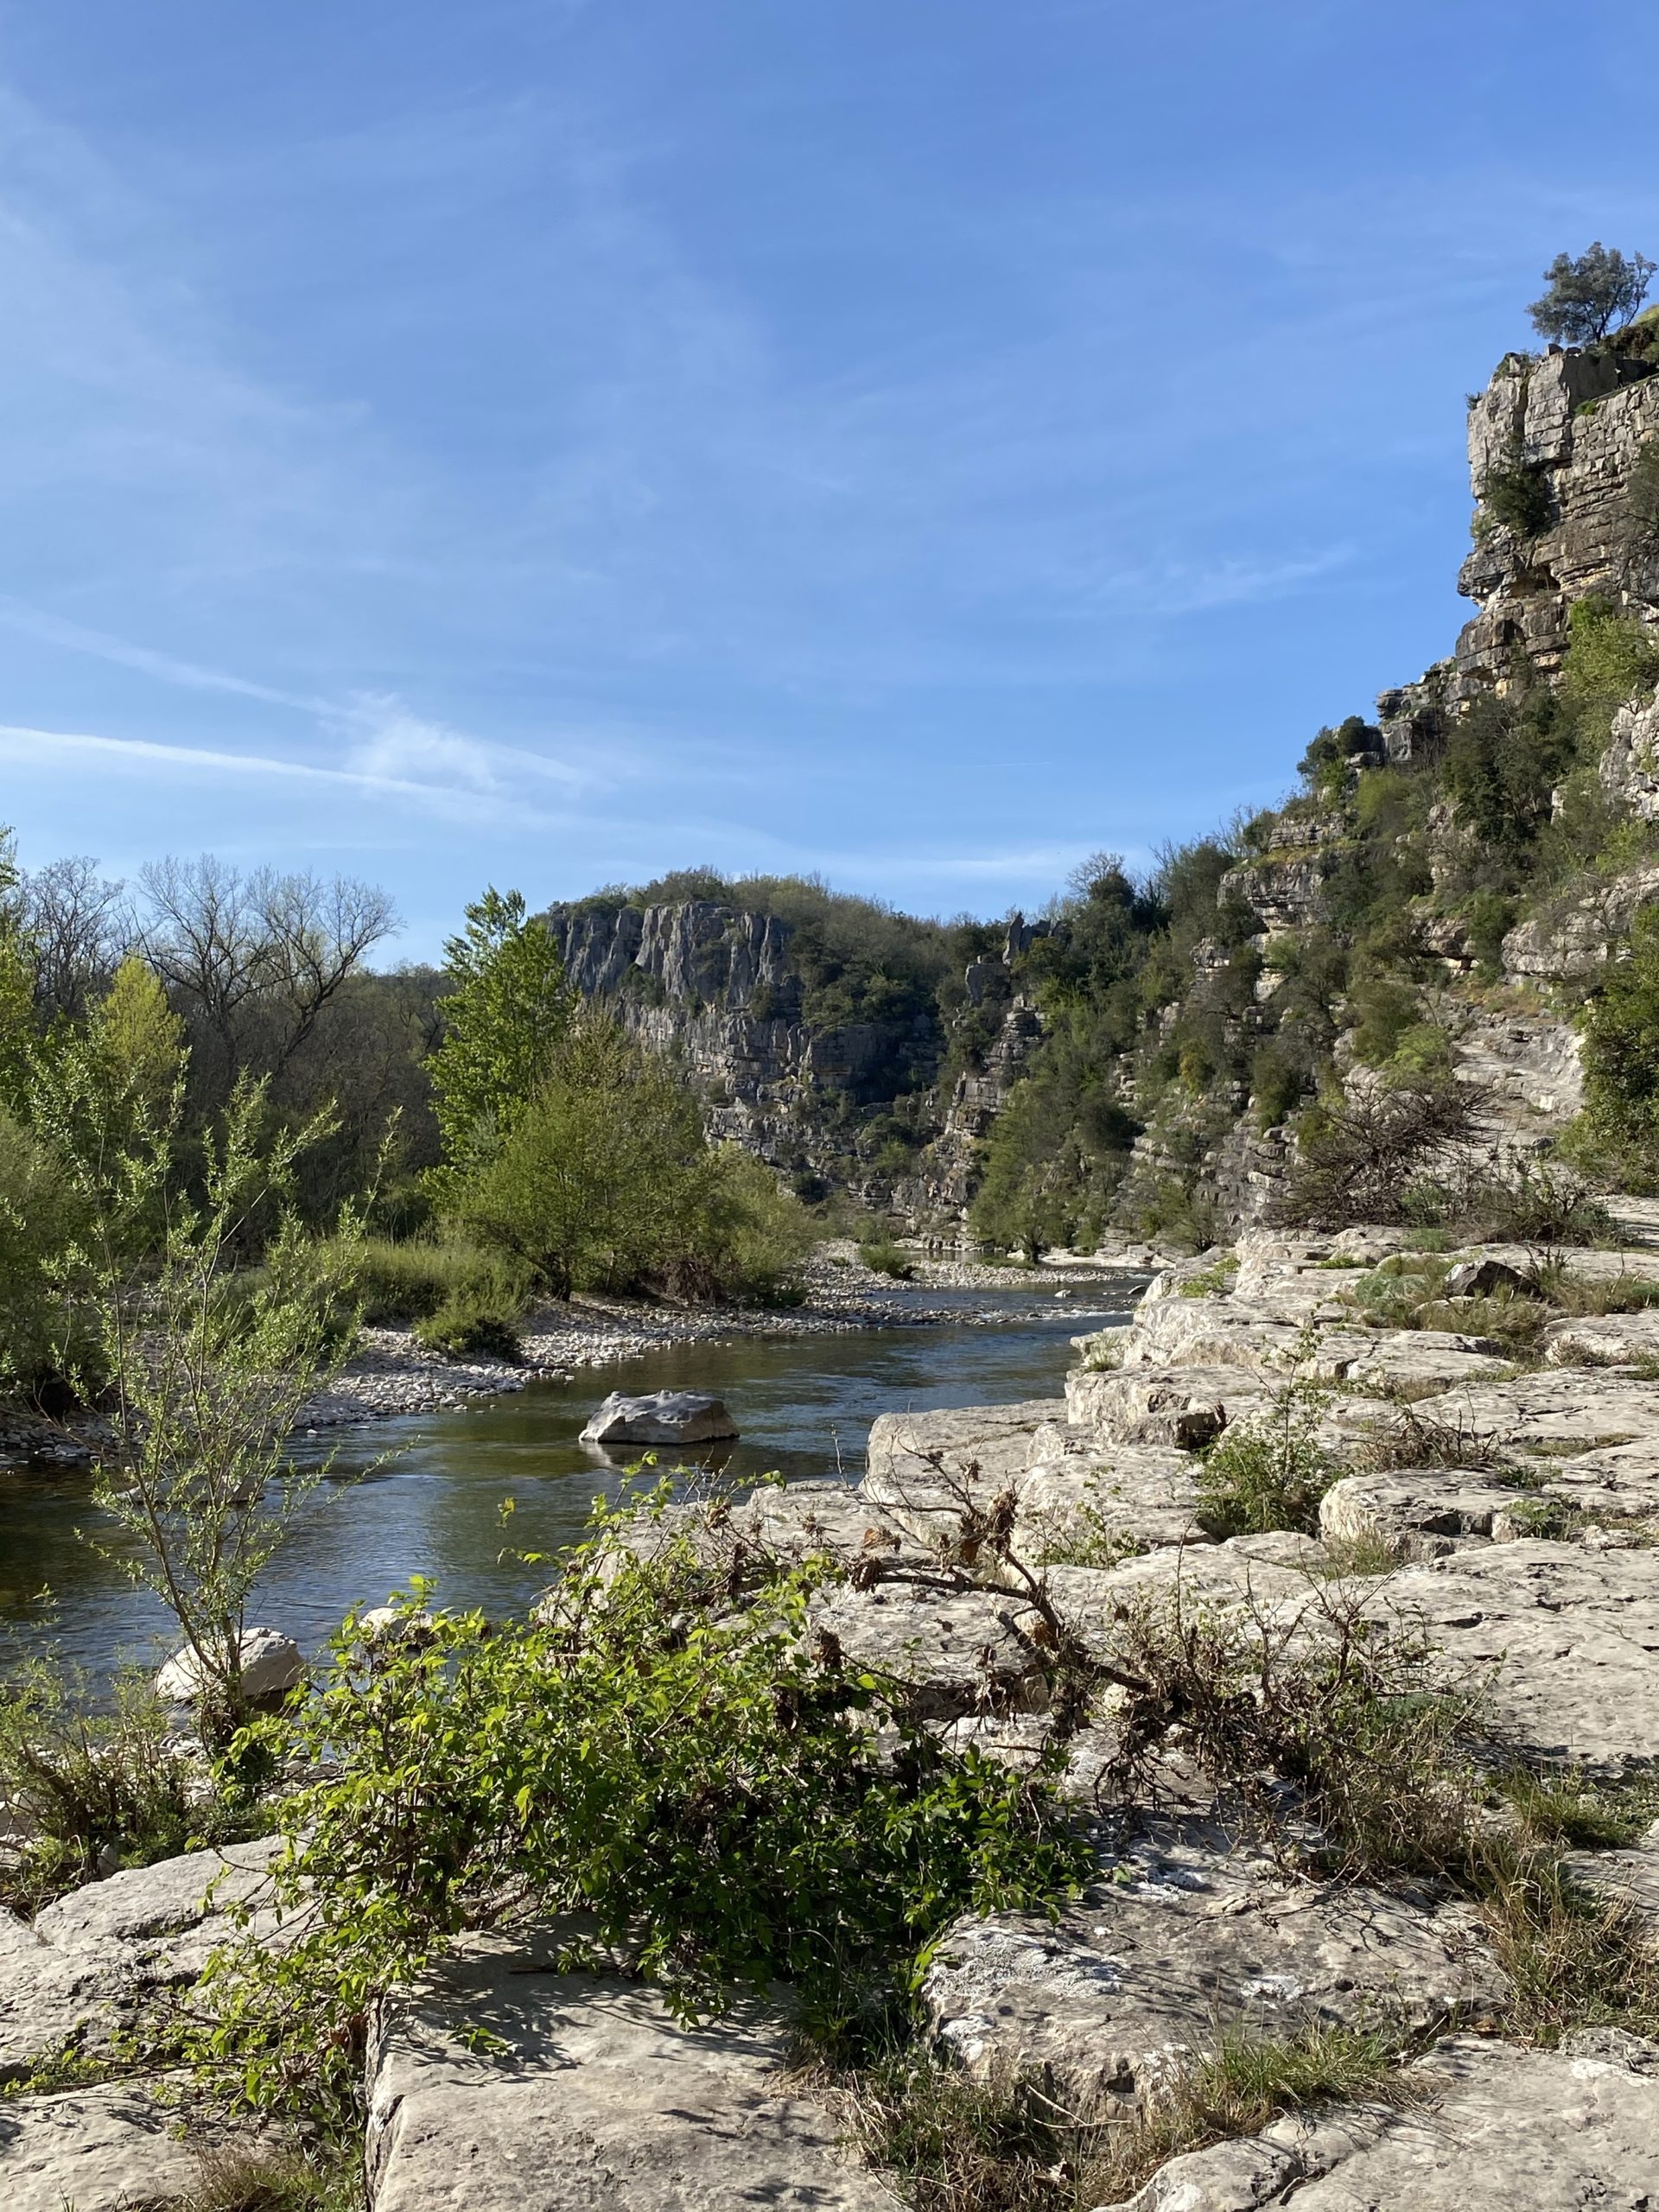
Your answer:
[0,2081,206,2212]
[365,1942,899,2210]
[922,1819,1502,2111]
[155,1625,302,1705]
[577,1389,739,1446]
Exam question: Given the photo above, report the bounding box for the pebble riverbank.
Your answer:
[295,1243,1161,1430]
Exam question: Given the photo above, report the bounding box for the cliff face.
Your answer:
[1381,340,1659,757]
[541,895,1052,1223]
[541,332,1659,1251]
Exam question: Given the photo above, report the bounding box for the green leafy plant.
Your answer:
[192,1505,1092,2128]
[1196,1342,1339,1538]
[412,1297,523,1362]
[858,1237,916,1280]
[0,1654,258,1913]
[78,1084,367,1751]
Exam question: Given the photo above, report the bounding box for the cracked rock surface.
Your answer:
[921,1820,1502,2112]
[365,1942,899,2212]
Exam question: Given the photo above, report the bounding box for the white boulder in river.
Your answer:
[155,1624,302,1704]
[579,1389,739,1447]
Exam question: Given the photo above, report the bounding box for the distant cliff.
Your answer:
[543,319,1659,1253]
[540,891,1051,1214]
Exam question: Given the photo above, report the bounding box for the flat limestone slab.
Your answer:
[807,1580,1049,1718]
[861,1401,1064,1541]
[1319,1469,1535,1560]
[1066,1366,1274,1450]
[1014,1446,1209,1561]
[921,1821,1500,2112]
[1351,1539,1659,1770]
[365,1947,899,2211]
[1099,2034,1659,2211]
[0,2081,206,2212]
[1407,1370,1659,1455]
[2,1840,284,2082]
[1547,1308,1659,1366]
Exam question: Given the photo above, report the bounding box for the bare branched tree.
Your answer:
[21,855,131,1019]
[137,856,397,1104]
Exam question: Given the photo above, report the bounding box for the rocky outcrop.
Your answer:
[1455,345,1659,697]
[1098,2032,1659,2212]
[1501,862,1659,982]
[1599,680,1659,818]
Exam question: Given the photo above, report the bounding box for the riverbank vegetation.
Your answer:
[0,848,818,1421]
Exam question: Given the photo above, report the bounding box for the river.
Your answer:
[0,1281,1141,1675]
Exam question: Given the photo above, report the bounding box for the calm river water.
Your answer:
[0,1281,1141,1675]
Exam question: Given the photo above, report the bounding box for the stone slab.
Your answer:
[1097,2034,1659,2212]
[0,2081,207,2212]
[922,1821,1500,2112]
[365,1947,899,2211]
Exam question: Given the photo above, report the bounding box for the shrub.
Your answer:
[193,1510,1092,2124]
[327,1236,529,1325]
[1577,906,1659,1167]
[1478,446,1554,539]
[1101,1582,1487,1881]
[859,1238,915,1280]
[1276,1077,1477,1229]
[684,1147,818,1302]
[0,1656,257,1913]
[1560,595,1659,752]
[1196,1359,1338,1538]
[412,1299,523,1362]
[0,1107,95,1405]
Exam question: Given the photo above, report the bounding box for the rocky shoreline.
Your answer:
[295,1243,1154,1431]
[11,1219,1659,2208]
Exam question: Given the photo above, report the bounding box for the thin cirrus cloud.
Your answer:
[0,710,619,830]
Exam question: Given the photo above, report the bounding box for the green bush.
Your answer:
[858,1238,915,1280]
[412,1298,523,1362]
[193,1509,1090,2123]
[1579,904,1659,1168]
[684,1147,818,1303]
[0,1656,257,1914]
[0,1108,95,1405]
[321,1236,530,1325]
[1197,1390,1339,1537]
[1478,447,1554,539]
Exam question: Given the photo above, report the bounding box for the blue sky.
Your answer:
[2,1,1656,959]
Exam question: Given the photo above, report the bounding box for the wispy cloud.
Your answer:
[0,598,325,711]
[0,717,607,830]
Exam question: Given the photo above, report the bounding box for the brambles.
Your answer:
[1275,1078,1477,1230]
[1099,1584,1488,1882]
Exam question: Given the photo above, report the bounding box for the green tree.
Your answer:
[0,830,37,1112]
[449,1014,707,1298]
[1529,243,1656,346]
[1580,906,1659,1166]
[426,888,575,1179]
